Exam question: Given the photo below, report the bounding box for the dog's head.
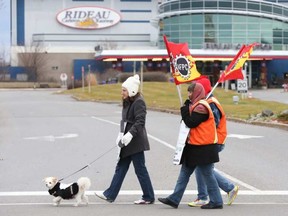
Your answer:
[43,177,58,189]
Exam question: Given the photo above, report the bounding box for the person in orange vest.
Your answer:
[158,82,223,209]
[188,76,239,207]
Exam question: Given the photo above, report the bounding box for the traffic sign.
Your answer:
[60,73,68,81]
[237,79,248,93]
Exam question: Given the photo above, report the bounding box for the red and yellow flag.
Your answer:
[218,43,259,83]
[163,35,201,85]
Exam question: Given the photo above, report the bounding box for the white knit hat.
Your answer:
[122,74,140,97]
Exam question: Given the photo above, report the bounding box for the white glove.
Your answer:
[121,132,133,146]
[116,132,123,145]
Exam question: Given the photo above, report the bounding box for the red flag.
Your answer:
[218,43,258,83]
[163,35,201,85]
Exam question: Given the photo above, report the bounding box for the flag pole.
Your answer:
[176,85,183,105]
[206,81,219,99]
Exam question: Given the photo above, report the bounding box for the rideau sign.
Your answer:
[56,6,121,29]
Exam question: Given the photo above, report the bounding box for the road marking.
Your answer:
[90,117,266,193]
[227,134,263,139]
[1,202,288,207]
[91,116,175,150]
[91,116,119,126]
[215,169,261,192]
[1,190,288,197]
[147,134,175,150]
[23,133,78,141]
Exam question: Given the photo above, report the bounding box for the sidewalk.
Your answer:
[249,88,288,104]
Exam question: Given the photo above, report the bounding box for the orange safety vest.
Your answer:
[187,100,218,145]
[207,97,227,144]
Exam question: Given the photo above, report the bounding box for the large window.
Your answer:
[248,2,260,12]
[180,1,190,10]
[191,1,203,9]
[205,1,217,9]
[191,14,204,23]
[261,3,272,13]
[159,0,288,20]
[233,1,246,10]
[159,8,288,50]
[219,1,232,9]
[121,0,151,1]
[273,5,283,16]
[191,24,203,30]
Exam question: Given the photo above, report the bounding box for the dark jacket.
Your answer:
[120,95,150,158]
[180,104,219,167]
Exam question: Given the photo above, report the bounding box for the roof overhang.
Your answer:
[95,49,288,61]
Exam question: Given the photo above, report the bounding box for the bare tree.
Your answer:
[17,41,49,83]
[0,0,10,80]
[0,45,9,80]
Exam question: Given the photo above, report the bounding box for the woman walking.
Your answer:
[95,74,155,204]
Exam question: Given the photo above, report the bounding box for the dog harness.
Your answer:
[48,182,79,199]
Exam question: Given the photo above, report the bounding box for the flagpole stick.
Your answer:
[176,85,183,106]
[206,81,219,99]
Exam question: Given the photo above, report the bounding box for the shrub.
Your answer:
[98,69,120,84]
[278,111,288,122]
[67,80,85,89]
[86,73,98,85]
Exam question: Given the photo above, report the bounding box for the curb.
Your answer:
[71,96,288,131]
[149,107,288,131]
[226,117,288,131]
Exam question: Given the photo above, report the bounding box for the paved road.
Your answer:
[249,88,288,104]
[0,89,287,216]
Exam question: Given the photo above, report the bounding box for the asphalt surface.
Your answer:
[0,88,287,216]
[249,88,288,104]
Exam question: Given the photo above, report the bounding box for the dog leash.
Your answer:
[59,145,117,181]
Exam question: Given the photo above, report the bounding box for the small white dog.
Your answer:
[43,176,91,207]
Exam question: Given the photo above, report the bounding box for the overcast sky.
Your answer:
[0,0,10,61]
[0,0,10,46]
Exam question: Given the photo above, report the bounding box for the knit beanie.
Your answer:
[194,76,212,96]
[122,74,140,97]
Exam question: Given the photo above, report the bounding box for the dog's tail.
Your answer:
[77,177,91,190]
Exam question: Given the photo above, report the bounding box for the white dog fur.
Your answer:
[43,176,91,207]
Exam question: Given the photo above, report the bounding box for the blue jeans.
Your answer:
[195,145,234,200]
[103,151,154,202]
[167,163,223,206]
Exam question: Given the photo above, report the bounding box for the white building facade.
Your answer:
[11,0,159,82]
[10,0,288,88]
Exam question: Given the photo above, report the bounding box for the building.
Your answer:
[10,0,288,88]
[157,0,288,88]
[11,0,160,82]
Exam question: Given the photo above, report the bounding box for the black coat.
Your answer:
[180,104,219,167]
[120,95,150,158]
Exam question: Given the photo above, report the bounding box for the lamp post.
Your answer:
[88,64,91,93]
[82,66,85,92]
[140,61,143,93]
